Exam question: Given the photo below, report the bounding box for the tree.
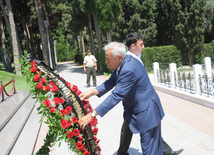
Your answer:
[5,0,21,75]
[174,0,205,66]
[112,0,157,46]
[204,0,214,43]
[95,0,121,43]
[156,0,177,45]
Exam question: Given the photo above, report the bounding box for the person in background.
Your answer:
[83,49,97,87]
[79,41,165,155]
[117,33,183,155]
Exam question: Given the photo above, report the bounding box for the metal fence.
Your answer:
[157,69,214,97]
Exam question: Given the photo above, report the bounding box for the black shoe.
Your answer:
[170,149,184,155]
[94,84,97,87]
[86,85,90,87]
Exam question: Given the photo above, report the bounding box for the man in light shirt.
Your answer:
[83,49,97,87]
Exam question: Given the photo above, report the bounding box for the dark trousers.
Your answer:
[118,118,171,155]
[86,66,96,86]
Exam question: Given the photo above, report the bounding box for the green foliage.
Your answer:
[142,45,182,71]
[95,50,112,74]
[56,40,74,62]
[204,0,214,42]
[174,0,205,65]
[95,0,121,33]
[156,0,176,45]
[196,42,214,64]
[112,0,157,46]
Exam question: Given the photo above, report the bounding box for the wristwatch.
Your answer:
[91,111,96,118]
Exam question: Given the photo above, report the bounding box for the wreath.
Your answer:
[19,56,101,155]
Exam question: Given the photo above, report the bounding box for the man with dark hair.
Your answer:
[117,33,183,155]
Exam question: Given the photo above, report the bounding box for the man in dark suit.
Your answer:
[117,33,183,155]
[79,41,165,154]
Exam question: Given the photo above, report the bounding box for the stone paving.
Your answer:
[34,61,214,155]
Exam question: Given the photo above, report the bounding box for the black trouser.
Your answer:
[86,66,96,86]
[117,116,172,155]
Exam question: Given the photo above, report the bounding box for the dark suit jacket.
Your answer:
[95,55,165,133]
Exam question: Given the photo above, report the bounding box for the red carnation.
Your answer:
[92,127,98,135]
[43,99,51,107]
[72,117,78,124]
[59,109,66,116]
[65,81,71,88]
[60,119,71,129]
[76,90,82,95]
[94,136,97,141]
[71,85,78,92]
[41,78,46,84]
[50,107,57,113]
[44,85,51,91]
[49,81,55,86]
[75,142,84,151]
[91,117,98,126]
[83,149,91,155]
[52,85,58,92]
[78,136,84,142]
[73,129,80,136]
[36,82,43,90]
[30,60,37,66]
[61,119,68,129]
[30,66,37,73]
[33,74,40,81]
[66,130,73,138]
[59,97,65,104]
[65,106,72,115]
[53,97,60,105]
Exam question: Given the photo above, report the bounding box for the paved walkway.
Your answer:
[34,61,214,155]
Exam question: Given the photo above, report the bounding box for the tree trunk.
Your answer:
[34,0,50,66]
[0,15,12,72]
[88,13,95,55]
[92,12,102,71]
[106,30,112,43]
[80,31,85,56]
[5,0,21,75]
[188,48,193,67]
[25,22,36,58]
[0,0,11,41]
[93,12,102,53]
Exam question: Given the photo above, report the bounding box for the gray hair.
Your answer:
[104,42,127,58]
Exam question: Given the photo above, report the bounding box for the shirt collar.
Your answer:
[126,51,144,66]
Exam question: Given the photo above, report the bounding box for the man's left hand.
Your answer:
[78,113,93,130]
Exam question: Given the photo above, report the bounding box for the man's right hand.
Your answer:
[79,89,99,101]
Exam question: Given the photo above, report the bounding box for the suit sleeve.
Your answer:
[95,68,137,117]
[96,70,117,97]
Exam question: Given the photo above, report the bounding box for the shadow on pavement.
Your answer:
[57,62,85,75]
[113,148,142,155]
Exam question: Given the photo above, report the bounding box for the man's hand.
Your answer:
[79,110,98,130]
[79,89,99,101]
[78,113,93,130]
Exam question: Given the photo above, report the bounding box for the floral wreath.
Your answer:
[19,57,101,155]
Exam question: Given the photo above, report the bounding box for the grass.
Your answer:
[0,70,30,92]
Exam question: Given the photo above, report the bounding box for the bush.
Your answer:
[142,45,182,72]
